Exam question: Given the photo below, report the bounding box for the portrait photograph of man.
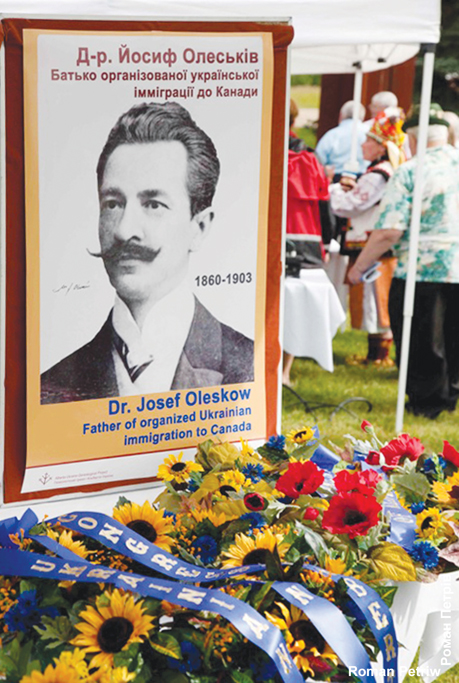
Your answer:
[40,101,254,404]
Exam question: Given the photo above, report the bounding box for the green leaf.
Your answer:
[112,642,140,668]
[115,495,132,508]
[149,632,182,660]
[295,522,329,559]
[229,669,255,683]
[369,542,417,581]
[265,546,285,580]
[256,444,289,464]
[372,585,398,609]
[251,581,274,611]
[161,672,189,683]
[34,615,75,647]
[391,470,431,506]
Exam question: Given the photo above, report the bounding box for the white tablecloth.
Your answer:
[283,267,346,372]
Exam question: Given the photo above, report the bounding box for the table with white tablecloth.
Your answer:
[283,267,346,372]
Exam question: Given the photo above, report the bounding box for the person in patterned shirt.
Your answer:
[348,105,459,418]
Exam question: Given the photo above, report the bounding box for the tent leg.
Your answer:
[395,46,436,432]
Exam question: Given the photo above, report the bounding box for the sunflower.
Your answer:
[220,469,246,491]
[157,452,203,484]
[99,667,136,683]
[112,501,175,551]
[187,506,227,528]
[52,649,91,680]
[286,426,316,445]
[432,472,459,507]
[221,528,287,568]
[323,556,352,576]
[46,528,91,559]
[416,507,445,539]
[265,602,339,674]
[19,662,81,683]
[71,589,155,669]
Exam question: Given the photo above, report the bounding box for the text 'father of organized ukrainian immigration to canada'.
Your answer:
[41,102,254,404]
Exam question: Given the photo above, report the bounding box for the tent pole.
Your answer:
[348,62,363,171]
[394,45,436,432]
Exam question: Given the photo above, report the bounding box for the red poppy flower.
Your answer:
[303,507,320,521]
[322,492,382,539]
[308,657,333,675]
[361,420,373,432]
[442,441,459,468]
[243,492,267,512]
[333,470,379,496]
[275,461,324,499]
[359,468,382,488]
[380,434,424,470]
[366,450,381,466]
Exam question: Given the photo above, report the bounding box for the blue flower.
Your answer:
[187,479,200,493]
[410,540,439,570]
[277,495,294,505]
[191,535,218,564]
[240,512,266,530]
[242,463,264,483]
[423,457,446,473]
[163,511,177,520]
[4,591,58,633]
[168,641,201,673]
[267,435,286,451]
[410,501,426,514]
[250,657,278,682]
[4,605,27,632]
[16,590,38,613]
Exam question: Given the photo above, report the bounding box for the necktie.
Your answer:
[112,329,153,382]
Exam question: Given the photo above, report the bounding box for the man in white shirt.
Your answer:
[315,100,367,180]
[41,102,254,403]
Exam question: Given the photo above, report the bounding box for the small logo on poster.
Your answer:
[39,473,53,486]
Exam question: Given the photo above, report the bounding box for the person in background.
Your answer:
[363,91,411,160]
[315,100,367,181]
[282,100,333,385]
[288,98,314,152]
[330,107,406,366]
[348,105,459,419]
[441,110,459,148]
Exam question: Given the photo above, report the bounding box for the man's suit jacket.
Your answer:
[41,299,254,404]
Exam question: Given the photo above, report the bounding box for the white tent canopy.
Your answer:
[0,0,441,72]
[0,0,443,430]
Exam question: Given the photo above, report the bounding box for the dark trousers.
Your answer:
[389,278,459,416]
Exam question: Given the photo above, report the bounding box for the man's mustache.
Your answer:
[89,241,160,264]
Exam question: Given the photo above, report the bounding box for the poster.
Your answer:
[21,28,274,494]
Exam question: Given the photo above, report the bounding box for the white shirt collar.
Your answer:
[112,280,195,394]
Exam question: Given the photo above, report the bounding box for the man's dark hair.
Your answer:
[97,101,220,217]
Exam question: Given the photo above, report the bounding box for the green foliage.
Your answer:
[34,615,75,648]
[291,74,321,87]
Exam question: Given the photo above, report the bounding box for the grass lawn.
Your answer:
[282,325,459,452]
[281,324,459,683]
[290,83,321,109]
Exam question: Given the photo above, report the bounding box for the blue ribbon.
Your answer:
[272,581,374,683]
[0,547,303,683]
[0,509,38,548]
[383,491,416,551]
[311,444,341,471]
[304,565,398,683]
[46,510,397,683]
[0,508,400,683]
